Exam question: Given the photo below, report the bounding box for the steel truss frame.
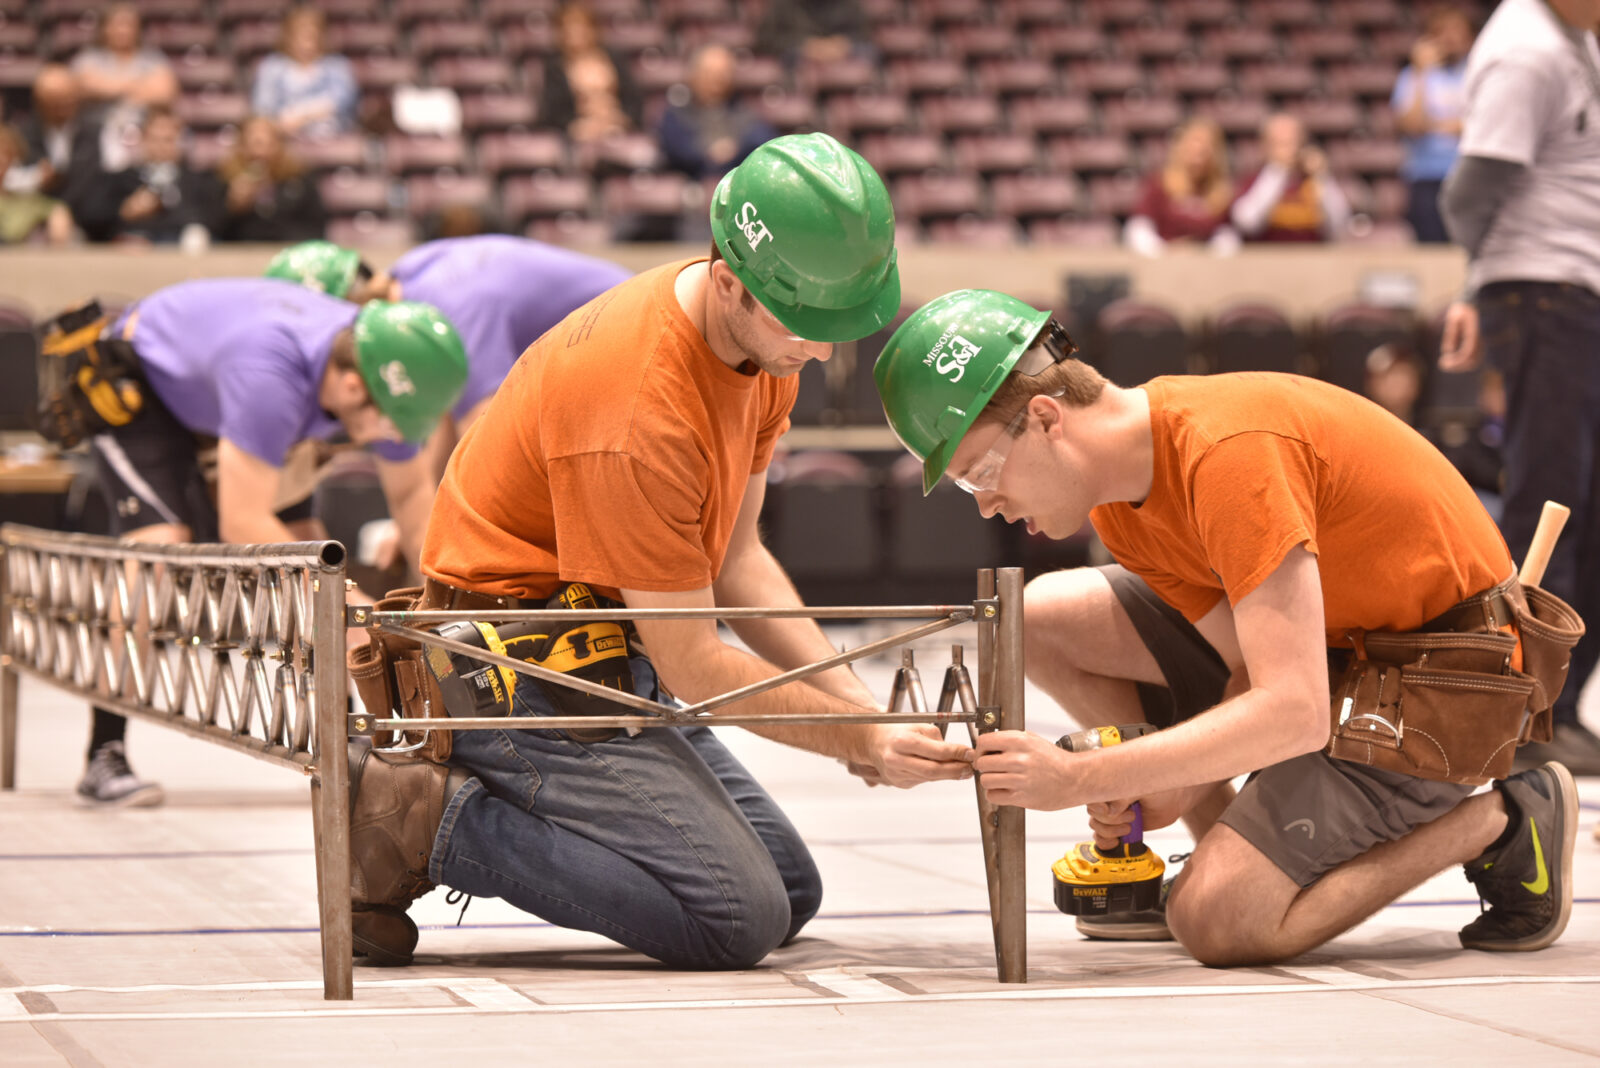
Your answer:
[1,520,1027,995]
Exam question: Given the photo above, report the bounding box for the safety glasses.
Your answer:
[752,298,806,342]
[952,405,1030,495]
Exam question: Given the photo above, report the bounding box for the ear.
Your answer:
[1032,395,1065,436]
[708,259,744,307]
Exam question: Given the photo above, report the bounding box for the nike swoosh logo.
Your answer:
[1521,817,1549,895]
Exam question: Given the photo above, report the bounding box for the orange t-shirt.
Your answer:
[1090,373,1513,648]
[421,259,797,600]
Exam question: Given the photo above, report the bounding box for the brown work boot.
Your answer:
[348,739,471,965]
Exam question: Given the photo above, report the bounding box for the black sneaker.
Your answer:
[75,741,165,807]
[1075,854,1186,942]
[1460,762,1578,952]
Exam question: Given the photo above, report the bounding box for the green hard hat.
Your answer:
[352,301,468,443]
[265,240,362,298]
[873,290,1051,495]
[709,132,899,343]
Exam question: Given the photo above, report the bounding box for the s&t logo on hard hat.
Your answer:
[380,360,416,397]
[923,327,983,385]
[734,201,774,249]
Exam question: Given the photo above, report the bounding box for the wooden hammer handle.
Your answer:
[1518,500,1570,587]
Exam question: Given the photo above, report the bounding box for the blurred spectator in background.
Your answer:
[425,202,502,240]
[70,2,178,172]
[657,44,776,180]
[1438,0,1600,774]
[1363,342,1426,423]
[756,0,868,68]
[216,116,325,243]
[1230,113,1351,242]
[0,124,73,245]
[251,7,358,138]
[77,106,220,244]
[540,2,642,146]
[1392,5,1477,243]
[6,65,102,211]
[1123,117,1240,257]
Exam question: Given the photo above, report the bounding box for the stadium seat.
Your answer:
[216,0,282,24]
[888,57,970,98]
[187,129,235,170]
[825,90,913,140]
[228,20,283,64]
[0,21,39,51]
[1118,23,1192,60]
[752,87,816,133]
[502,21,557,58]
[729,55,785,95]
[924,216,1022,246]
[572,132,661,174]
[886,454,1005,597]
[1153,57,1231,97]
[404,171,494,219]
[631,53,687,95]
[172,53,235,91]
[764,451,880,588]
[1100,92,1185,136]
[606,18,670,55]
[1028,23,1105,62]
[1207,302,1304,375]
[1028,216,1120,247]
[1048,134,1135,176]
[1256,0,1322,27]
[1327,136,1406,177]
[991,172,1082,223]
[410,21,494,58]
[459,92,539,132]
[798,55,880,99]
[1167,0,1238,27]
[482,0,558,23]
[919,92,1004,136]
[1194,92,1269,135]
[502,172,593,224]
[873,23,938,61]
[975,57,1059,99]
[325,213,416,247]
[952,132,1039,176]
[1238,61,1321,99]
[1316,303,1414,396]
[1085,171,1145,219]
[1291,97,1363,138]
[1071,56,1146,97]
[860,131,947,179]
[1326,62,1405,101]
[294,133,370,173]
[432,56,518,93]
[525,215,611,246]
[1085,0,1158,25]
[175,90,249,130]
[893,172,986,224]
[1096,298,1191,386]
[318,170,394,216]
[477,130,568,176]
[1001,0,1074,27]
[1008,92,1094,137]
[945,23,1017,61]
[394,0,474,25]
[324,21,400,55]
[143,20,218,54]
[1201,24,1281,60]
[384,134,468,174]
[350,55,420,92]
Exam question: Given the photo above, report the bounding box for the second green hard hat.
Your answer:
[710,132,900,344]
[352,301,468,443]
[265,240,361,298]
[873,290,1051,495]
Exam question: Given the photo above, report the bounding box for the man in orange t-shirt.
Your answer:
[352,135,971,969]
[874,289,1580,966]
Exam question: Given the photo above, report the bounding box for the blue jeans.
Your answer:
[1479,281,1600,725]
[428,656,823,969]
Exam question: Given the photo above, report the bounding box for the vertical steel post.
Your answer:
[308,567,353,1000]
[0,543,16,791]
[992,567,1027,982]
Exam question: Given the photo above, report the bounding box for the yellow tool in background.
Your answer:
[1051,724,1166,918]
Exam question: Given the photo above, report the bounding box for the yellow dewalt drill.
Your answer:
[1051,724,1166,918]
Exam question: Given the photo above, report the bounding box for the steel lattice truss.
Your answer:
[1,527,346,770]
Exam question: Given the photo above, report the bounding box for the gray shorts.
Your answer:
[1101,564,1476,888]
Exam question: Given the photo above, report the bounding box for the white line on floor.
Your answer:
[446,979,542,1010]
[1,973,1596,1023]
[802,968,910,999]
[0,994,27,1019]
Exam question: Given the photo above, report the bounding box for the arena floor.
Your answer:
[3,627,1598,1066]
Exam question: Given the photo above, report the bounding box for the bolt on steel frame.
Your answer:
[1,522,1029,996]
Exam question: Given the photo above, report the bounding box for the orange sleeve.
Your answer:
[547,452,714,593]
[1191,432,1322,607]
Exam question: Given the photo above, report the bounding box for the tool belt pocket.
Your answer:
[1510,584,1584,745]
[33,301,147,450]
[346,585,453,762]
[1326,629,1535,786]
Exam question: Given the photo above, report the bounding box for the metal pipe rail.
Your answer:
[1,517,1030,995]
[0,523,353,1000]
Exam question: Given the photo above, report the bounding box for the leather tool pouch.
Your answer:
[1324,581,1583,786]
[33,301,147,449]
[346,586,454,763]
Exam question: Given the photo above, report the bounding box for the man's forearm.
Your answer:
[1440,154,1526,261]
[714,543,878,708]
[1075,684,1325,804]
